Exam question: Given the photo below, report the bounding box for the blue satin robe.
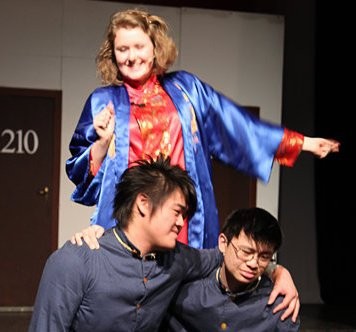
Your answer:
[66,71,284,249]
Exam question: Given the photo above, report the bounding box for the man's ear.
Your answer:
[218,233,228,255]
[136,193,150,217]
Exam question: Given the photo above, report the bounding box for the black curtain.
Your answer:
[315,0,355,303]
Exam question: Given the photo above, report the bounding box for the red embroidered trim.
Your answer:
[275,129,304,167]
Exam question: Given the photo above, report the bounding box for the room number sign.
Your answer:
[0,129,39,154]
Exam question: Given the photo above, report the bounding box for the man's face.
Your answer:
[146,189,187,251]
[219,230,274,285]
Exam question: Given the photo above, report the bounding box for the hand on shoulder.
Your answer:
[70,225,105,249]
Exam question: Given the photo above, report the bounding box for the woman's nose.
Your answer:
[127,50,137,61]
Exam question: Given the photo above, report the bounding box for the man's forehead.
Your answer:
[235,230,273,251]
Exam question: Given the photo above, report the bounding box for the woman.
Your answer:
[66,9,339,249]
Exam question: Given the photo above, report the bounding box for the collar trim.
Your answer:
[113,228,156,260]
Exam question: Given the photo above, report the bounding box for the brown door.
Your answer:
[0,87,61,307]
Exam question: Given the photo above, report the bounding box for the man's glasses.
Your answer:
[230,241,273,267]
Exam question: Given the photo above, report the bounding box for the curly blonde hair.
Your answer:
[96,9,178,86]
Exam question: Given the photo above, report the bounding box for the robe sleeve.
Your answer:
[275,128,304,167]
[65,88,114,206]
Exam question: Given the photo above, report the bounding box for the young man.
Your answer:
[161,208,300,331]
[29,155,222,331]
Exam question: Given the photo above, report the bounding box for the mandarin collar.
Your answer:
[113,227,157,260]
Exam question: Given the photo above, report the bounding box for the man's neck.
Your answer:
[218,264,259,294]
[123,225,152,257]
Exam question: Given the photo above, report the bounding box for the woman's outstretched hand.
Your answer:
[303,137,340,158]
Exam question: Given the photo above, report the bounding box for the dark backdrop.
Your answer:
[279,0,355,303]
[314,1,354,303]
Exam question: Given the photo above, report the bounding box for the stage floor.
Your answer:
[1,304,355,331]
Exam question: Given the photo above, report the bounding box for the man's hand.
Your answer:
[268,264,300,322]
[70,225,104,249]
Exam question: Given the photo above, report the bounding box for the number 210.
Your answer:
[0,129,39,154]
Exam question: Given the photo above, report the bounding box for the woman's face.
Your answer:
[114,27,155,87]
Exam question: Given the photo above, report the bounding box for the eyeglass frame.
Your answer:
[229,241,274,267]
